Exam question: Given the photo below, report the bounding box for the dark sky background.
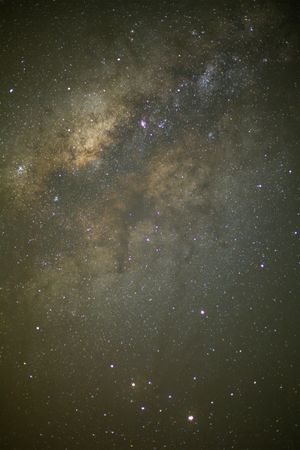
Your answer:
[0,0,299,449]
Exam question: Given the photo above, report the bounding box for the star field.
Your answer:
[0,1,299,449]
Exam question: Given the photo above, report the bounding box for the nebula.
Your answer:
[0,1,299,449]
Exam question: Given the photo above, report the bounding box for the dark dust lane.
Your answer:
[0,1,299,449]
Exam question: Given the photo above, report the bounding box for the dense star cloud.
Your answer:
[0,1,299,449]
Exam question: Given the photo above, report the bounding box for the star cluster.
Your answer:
[0,1,299,449]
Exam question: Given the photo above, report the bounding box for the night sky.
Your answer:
[0,0,299,449]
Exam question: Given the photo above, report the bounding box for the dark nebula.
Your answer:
[0,1,299,449]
